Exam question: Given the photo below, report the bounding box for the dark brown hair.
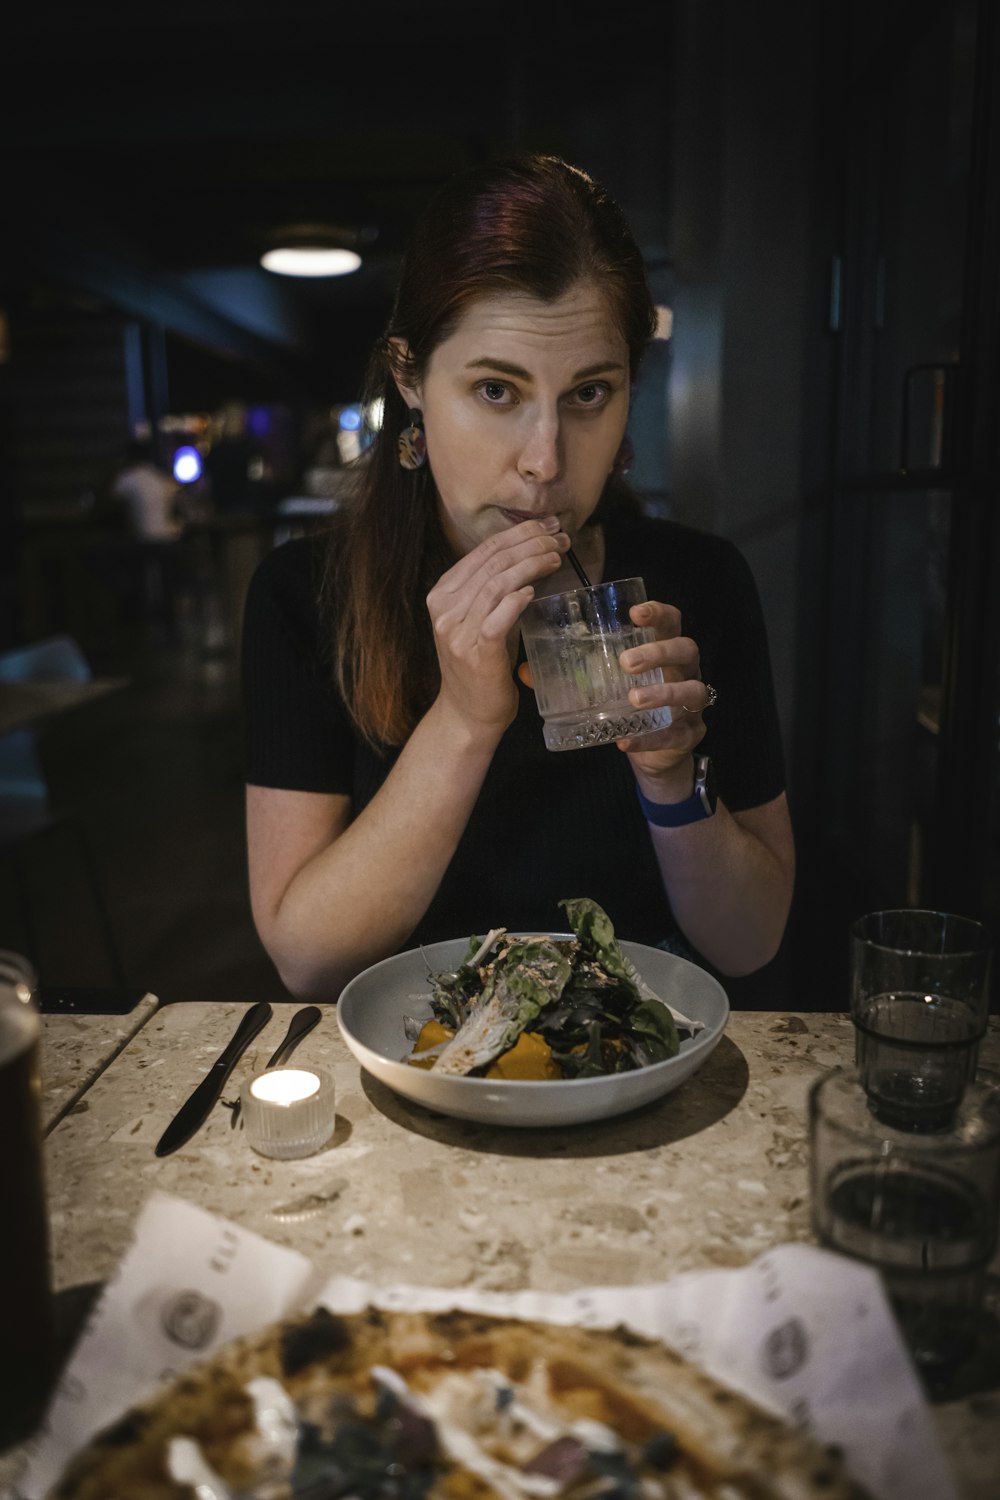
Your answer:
[323,152,656,747]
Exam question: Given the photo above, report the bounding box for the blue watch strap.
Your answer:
[636,756,715,827]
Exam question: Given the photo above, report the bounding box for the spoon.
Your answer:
[224,1005,322,1128]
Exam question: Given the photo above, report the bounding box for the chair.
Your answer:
[0,636,125,985]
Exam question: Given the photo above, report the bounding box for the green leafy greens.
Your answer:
[421,898,680,1078]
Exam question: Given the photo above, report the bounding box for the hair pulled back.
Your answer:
[326,153,656,747]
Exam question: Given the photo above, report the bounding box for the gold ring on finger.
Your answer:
[681,682,718,714]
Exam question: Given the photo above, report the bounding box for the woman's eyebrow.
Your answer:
[464,357,532,379]
[463,357,626,380]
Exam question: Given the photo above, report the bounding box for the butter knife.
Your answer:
[229,1004,322,1128]
[154,1000,272,1157]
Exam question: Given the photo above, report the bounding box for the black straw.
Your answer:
[566,547,591,589]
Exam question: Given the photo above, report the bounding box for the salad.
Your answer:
[405,898,698,1081]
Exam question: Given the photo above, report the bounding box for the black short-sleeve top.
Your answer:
[242,513,786,952]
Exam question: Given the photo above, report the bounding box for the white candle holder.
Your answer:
[240,1066,336,1158]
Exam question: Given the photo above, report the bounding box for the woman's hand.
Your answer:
[427,516,569,744]
[615,600,711,793]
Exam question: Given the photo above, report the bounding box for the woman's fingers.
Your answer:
[618,599,707,712]
[617,714,707,760]
[426,520,571,741]
[630,599,682,637]
[434,517,566,599]
[430,523,568,657]
[620,640,702,704]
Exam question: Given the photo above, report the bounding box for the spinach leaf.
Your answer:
[559,897,638,994]
[627,999,680,1062]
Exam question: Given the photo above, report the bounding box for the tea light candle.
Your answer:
[240,1066,336,1158]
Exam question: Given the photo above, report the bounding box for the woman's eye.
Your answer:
[573,383,609,408]
[477,380,513,404]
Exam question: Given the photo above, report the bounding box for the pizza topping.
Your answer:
[385,1361,675,1500]
[162,1381,300,1499]
[167,1435,233,1499]
[371,1369,440,1466]
[372,1363,418,1403]
[643,1433,680,1472]
[290,1387,441,1499]
[245,1376,299,1473]
[280,1306,351,1377]
[522,1436,591,1484]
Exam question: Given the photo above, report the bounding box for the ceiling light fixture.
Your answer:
[260,223,364,278]
[261,246,361,278]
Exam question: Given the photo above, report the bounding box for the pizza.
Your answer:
[48,1305,872,1500]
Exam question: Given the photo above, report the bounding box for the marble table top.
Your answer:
[33,1004,1000,1498]
[39,992,160,1135]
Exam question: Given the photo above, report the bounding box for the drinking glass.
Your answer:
[520,577,673,751]
[0,949,56,1449]
[810,1067,1000,1378]
[849,909,992,1130]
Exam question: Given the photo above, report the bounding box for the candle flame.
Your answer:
[250,1069,321,1107]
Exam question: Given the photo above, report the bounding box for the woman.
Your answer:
[243,153,794,1001]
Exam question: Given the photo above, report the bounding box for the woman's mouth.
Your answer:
[498,506,556,525]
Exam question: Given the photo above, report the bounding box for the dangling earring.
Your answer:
[611,435,634,477]
[397,408,427,470]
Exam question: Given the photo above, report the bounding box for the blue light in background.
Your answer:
[173,446,203,484]
[339,405,362,432]
[247,406,271,436]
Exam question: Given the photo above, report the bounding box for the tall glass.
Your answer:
[0,950,56,1449]
[849,909,992,1130]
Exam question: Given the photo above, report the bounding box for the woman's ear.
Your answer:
[387,337,421,409]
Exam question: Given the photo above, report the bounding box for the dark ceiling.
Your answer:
[2,1,674,406]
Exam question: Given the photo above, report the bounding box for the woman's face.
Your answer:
[394,281,631,557]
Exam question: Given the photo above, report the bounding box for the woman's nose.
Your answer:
[516,414,562,482]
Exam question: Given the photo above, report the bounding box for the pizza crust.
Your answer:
[48,1306,872,1500]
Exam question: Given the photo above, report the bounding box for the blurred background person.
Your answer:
[106,437,192,642]
[110,438,184,541]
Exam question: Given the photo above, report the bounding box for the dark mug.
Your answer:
[0,950,56,1450]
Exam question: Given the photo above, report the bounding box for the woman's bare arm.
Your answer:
[247,700,498,998]
[642,789,794,975]
[247,517,568,998]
